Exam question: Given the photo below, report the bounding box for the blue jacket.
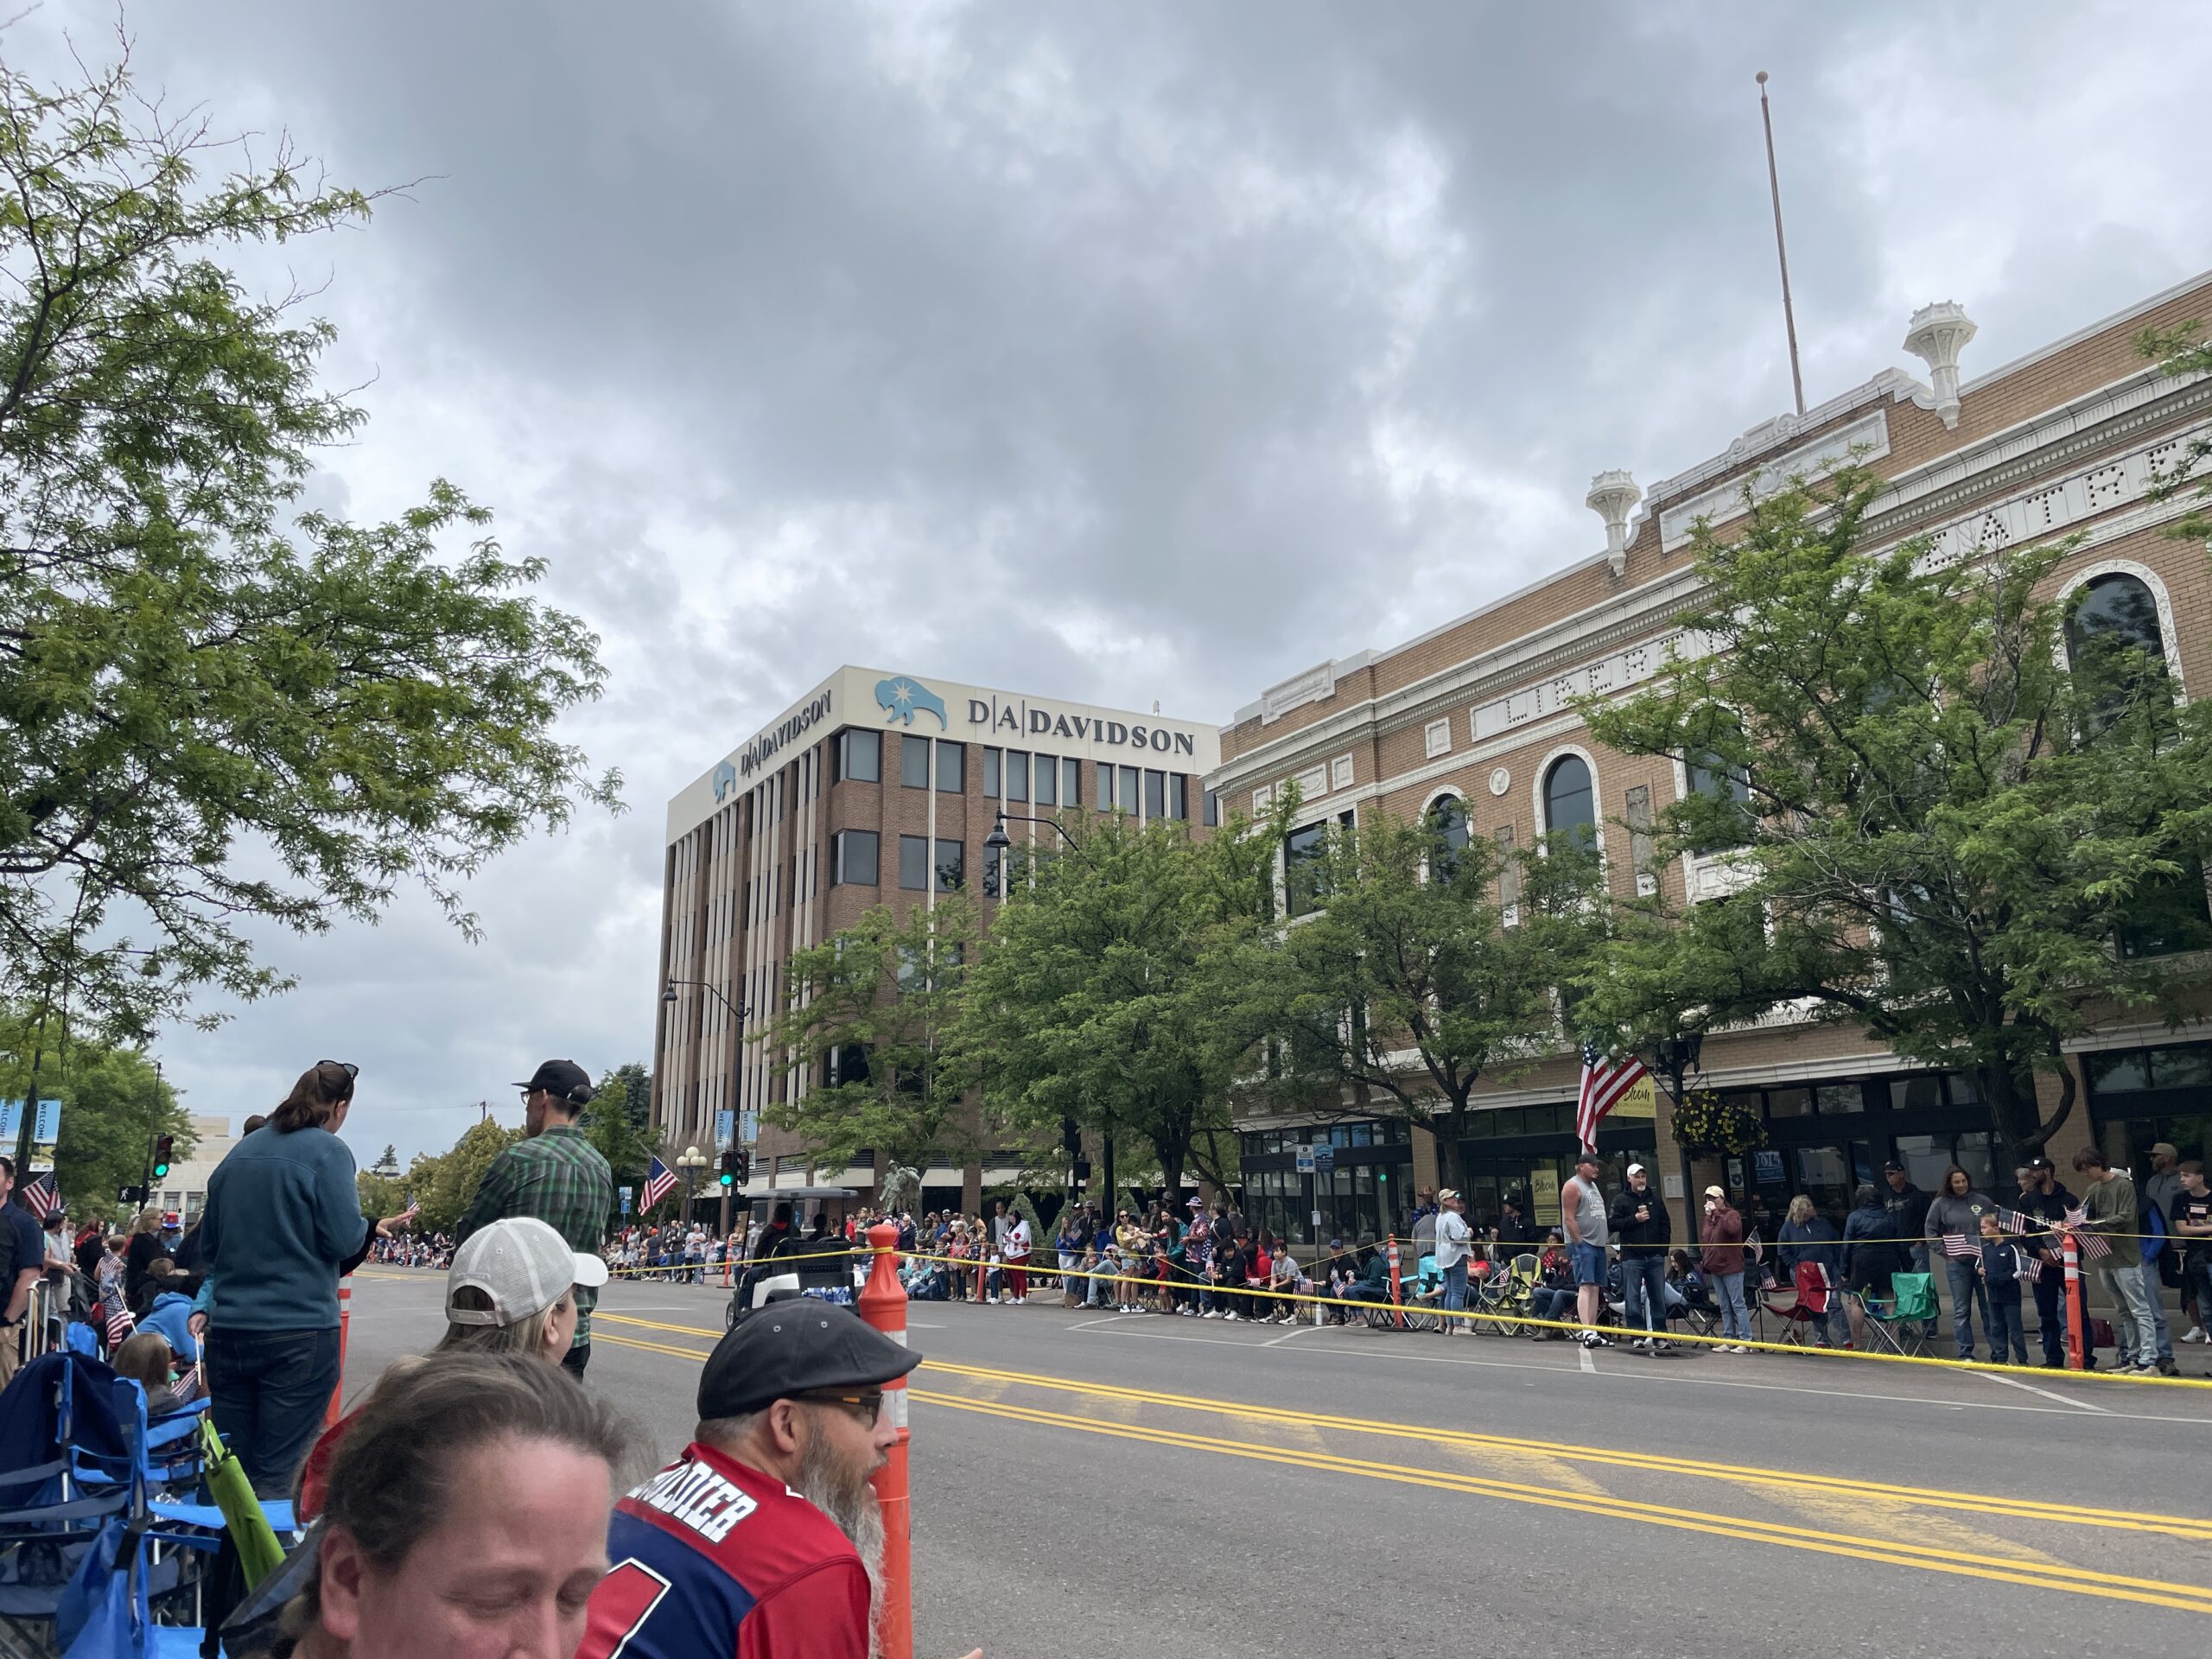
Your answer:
[200,1124,365,1332]
[138,1291,200,1366]
[1777,1217,1842,1277]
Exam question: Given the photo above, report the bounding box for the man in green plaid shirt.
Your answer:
[457,1058,615,1377]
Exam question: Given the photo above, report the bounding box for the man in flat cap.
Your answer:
[583,1303,976,1659]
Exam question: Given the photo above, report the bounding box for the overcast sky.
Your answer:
[15,2,2209,1166]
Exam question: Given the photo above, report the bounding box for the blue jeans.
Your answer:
[1942,1255,1986,1358]
[2031,1273,2066,1364]
[1620,1253,1668,1338]
[1442,1259,1469,1316]
[1713,1271,1750,1340]
[207,1325,343,1497]
[1986,1293,2028,1364]
[1530,1287,1575,1324]
[2147,1261,2174,1360]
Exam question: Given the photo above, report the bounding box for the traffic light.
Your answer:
[733,1148,749,1186]
[152,1135,175,1180]
[717,1150,736,1189]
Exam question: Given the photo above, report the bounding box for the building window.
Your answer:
[1119,765,1140,814]
[2066,572,2166,668]
[834,729,880,784]
[1284,820,1331,918]
[1424,718,1451,760]
[983,842,1003,896]
[1096,761,1115,811]
[1427,795,1470,878]
[1542,754,1596,851]
[934,838,965,892]
[1006,750,1030,802]
[1169,774,1189,820]
[1203,789,1220,828]
[983,747,1001,798]
[1685,727,1751,853]
[1062,758,1081,807]
[935,741,964,792]
[899,834,930,890]
[1144,769,1166,820]
[1033,753,1057,806]
[901,735,931,790]
[830,829,880,887]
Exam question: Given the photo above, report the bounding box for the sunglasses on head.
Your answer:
[318,1060,359,1080]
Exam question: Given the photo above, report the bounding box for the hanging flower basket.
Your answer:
[1670,1089,1765,1157]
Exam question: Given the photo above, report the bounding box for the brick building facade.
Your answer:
[653,664,1219,1213]
[1209,273,2212,1248]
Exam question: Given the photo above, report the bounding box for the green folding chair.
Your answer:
[1859,1271,1936,1357]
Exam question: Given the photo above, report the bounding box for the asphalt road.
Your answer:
[343,1269,2212,1659]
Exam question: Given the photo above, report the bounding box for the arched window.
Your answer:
[1426,795,1470,878]
[1685,741,1752,855]
[2066,573,2165,666]
[1541,754,1596,851]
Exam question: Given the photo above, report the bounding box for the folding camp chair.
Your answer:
[1858,1271,1936,1357]
[1760,1262,1834,1350]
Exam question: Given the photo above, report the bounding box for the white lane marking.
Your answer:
[1262,1324,1325,1348]
[1971,1368,2112,1413]
[1058,1319,2212,1425]
[1580,1344,1597,1375]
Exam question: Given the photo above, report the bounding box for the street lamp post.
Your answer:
[677,1144,710,1230]
[1647,1017,1706,1236]
[664,980,752,1239]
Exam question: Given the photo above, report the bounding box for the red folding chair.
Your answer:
[1759,1262,1833,1349]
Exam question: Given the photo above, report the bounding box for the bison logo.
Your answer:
[876,676,949,730]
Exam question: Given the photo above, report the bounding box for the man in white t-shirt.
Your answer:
[1001,1211,1031,1305]
[1434,1189,1475,1336]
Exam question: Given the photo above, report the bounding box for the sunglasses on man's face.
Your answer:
[796,1390,885,1427]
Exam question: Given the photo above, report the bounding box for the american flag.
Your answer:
[2062,1207,2112,1261]
[105,1301,136,1345]
[175,1361,200,1397]
[1575,1042,1649,1152]
[1940,1232,1981,1259]
[639,1155,679,1213]
[19,1174,59,1221]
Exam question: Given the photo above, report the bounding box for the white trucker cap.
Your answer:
[445,1217,610,1326]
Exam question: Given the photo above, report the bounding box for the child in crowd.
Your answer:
[1976,1211,2031,1366]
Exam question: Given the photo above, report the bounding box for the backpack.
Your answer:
[2140,1199,2169,1265]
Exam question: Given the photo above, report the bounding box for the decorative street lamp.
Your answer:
[677,1144,710,1227]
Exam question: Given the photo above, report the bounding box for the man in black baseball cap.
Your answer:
[456,1058,613,1378]
[585,1305,970,1659]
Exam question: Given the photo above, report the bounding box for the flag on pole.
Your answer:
[175,1361,201,1399]
[1575,1042,1650,1152]
[1940,1232,1981,1259]
[2062,1207,2112,1260]
[105,1301,136,1346]
[640,1155,679,1213]
[19,1174,59,1221]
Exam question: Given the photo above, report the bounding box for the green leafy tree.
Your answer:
[1578,463,2212,1160]
[582,1067,658,1225]
[601,1062,653,1129]
[953,814,1274,1201]
[411,1118,523,1234]
[357,1167,408,1225]
[0,47,620,1047]
[0,1011,192,1222]
[2139,320,2211,544]
[1272,807,1606,1191]
[759,895,982,1178]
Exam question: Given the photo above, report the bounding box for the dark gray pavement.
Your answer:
[344,1269,2212,1658]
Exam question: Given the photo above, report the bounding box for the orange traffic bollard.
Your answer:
[1387,1236,1402,1331]
[2063,1231,2086,1370]
[856,1223,912,1659]
[324,1275,353,1427]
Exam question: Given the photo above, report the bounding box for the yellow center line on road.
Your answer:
[918,1358,2212,1543]
[911,1389,2212,1616]
[593,1323,2212,1550]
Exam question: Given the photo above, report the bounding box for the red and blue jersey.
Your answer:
[580,1442,871,1659]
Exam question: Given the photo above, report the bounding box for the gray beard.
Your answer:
[794,1427,887,1648]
